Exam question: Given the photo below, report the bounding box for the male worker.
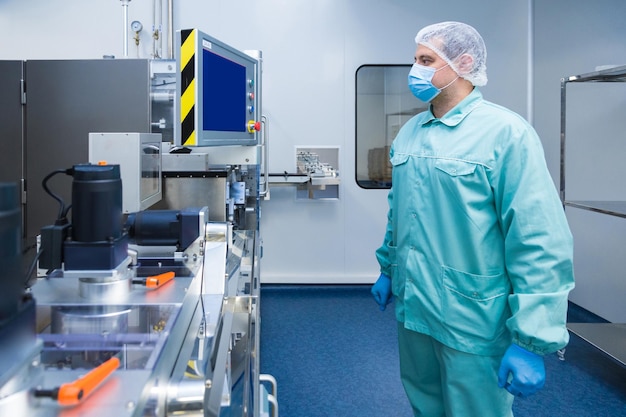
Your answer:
[371,21,575,416]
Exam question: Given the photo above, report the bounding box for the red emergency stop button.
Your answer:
[247,120,261,133]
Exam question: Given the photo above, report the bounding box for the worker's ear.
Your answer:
[457,53,474,75]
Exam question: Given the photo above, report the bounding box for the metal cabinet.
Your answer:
[0,59,177,246]
[560,64,626,366]
[24,59,154,241]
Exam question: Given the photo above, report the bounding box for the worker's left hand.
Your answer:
[497,344,545,397]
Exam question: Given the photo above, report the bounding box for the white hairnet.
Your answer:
[415,21,487,86]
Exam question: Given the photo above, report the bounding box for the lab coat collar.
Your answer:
[420,88,483,127]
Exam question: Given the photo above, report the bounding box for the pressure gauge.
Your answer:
[131,20,143,32]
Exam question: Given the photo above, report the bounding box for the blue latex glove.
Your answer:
[497,344,546,397]
[371,273,393,311]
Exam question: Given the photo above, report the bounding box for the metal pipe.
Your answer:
[167,0,174,59]
[152,0,158,58]
[166,378,205,416]
[152,0,164,59]
[158,0,163,58]
[260,115,269,198]
[559,77,567,203]
[121,0,131,58]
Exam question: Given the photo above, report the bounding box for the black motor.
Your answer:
[40,164,128,271]
[71,164,123,243]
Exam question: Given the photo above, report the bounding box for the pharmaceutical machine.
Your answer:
[0,29,276,417]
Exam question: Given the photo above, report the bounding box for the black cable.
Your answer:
[41,169,69,220]
[62,204,72,219]
[23,247,43,288]
[22,242,37,255]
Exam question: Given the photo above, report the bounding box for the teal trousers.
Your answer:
[398,322,515,417]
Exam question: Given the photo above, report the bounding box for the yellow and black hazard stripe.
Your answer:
[180,29,196,146]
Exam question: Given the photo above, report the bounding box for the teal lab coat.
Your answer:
[376,89,575,357]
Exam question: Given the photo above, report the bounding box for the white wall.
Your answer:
[0,1,156,60]
[0,0,529,284]
[186,0,531,284]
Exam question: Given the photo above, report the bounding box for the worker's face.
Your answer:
[413,44,458,91]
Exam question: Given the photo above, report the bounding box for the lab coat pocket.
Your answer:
[434,159,477,176]
[390,153,409,167]
[442,265,511,343]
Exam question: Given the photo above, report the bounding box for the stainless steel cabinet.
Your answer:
[560,64,626,366]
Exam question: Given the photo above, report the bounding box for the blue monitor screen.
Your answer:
[202,48,246,132]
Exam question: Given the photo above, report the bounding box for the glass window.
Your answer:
[355,65,426,189]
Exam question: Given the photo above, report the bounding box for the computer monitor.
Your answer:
[175,29,261,147]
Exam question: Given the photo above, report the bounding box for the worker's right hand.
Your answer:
[497,344,545,397]
[371,273,393,311]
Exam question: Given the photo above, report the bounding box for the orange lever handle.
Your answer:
[146,271,175,288]
[57,357,120,406]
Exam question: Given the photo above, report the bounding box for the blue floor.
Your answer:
[259,285,626,417]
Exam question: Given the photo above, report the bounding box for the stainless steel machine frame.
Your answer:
[0,29,275,416]
[0,218,268,416]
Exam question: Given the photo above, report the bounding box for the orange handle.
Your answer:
[57,357,120,406]
[146,271,175,288]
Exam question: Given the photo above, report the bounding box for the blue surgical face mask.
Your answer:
[408,63,450,102]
